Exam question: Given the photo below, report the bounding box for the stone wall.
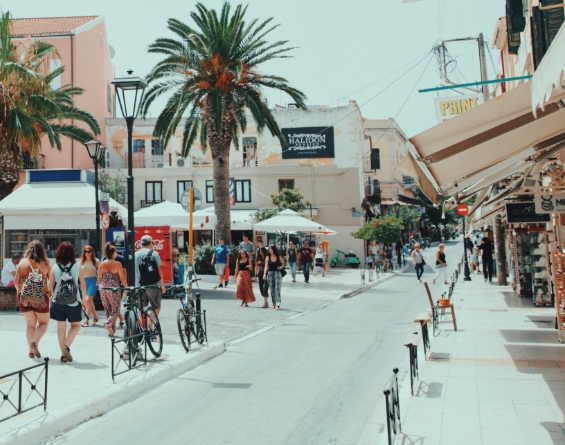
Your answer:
[0,287,18,311]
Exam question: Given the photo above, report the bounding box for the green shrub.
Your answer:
[193,243,241,275]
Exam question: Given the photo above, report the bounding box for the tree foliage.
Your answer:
[350,216,403,244]
[391,205,420,227]
[414,187,458,226]
[251,207,278,222]
[271,187,310,213]
[99,170,127,204]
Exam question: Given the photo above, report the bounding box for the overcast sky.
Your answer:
[7,0,504,137]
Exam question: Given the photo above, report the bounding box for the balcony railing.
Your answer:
[140,200,164,208]
[22,154,45,170]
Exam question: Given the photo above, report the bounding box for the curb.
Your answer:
[0,341,226,445]
[340,264,410,299]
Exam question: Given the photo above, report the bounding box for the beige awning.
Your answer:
[409,82,565,197]
[395,150,441,205]
[531,21,565,115]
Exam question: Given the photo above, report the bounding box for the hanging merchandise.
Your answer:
[553,251,565,330]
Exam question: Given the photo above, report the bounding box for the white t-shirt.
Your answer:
[1,261,17,286]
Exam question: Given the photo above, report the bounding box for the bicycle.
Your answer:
[102,285,163,363]
[167,278,207,352]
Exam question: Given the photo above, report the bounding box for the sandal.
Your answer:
[118,321,124,328]
[30,342,41,358]
[62,345,73,362]
[28,352,35,359]
[262,304,268,308]
[91,318,99,326]
[81,318,90,327]
[60,355,68,363]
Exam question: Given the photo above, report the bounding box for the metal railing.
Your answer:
[406,335,419,396]
[140,199,164,208]
[0,358,49,422]
[22,154,45,170]
[383,368,401,445]
[111,333,147,382]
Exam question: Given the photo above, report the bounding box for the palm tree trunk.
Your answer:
[212,153,231,244]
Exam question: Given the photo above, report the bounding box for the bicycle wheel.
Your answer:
[125,310,139,366]
[145,307,163,357]
[177,308,190,352]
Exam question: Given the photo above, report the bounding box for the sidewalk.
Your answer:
[394,275,565,445]
[0,265,401,445]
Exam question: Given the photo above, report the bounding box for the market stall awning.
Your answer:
[252,209,330,232]
[531,21,565,115]
[134,201,216,230]
[395,150,441,205]
[0,182,127,230]
[407,82,565,198]
[197,206,255,230]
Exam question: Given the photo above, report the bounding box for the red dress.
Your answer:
[236,260,256,304]
[18,267,50,313]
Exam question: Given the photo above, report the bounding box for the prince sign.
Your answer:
[534,194,565,214]
[281,127,335,159]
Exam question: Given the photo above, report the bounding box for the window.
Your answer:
[242,137,257,163]
[107,84,111,113]
[146,181,162,202]
[403,176,415,185]
[235,180,251,203]
[278,179,294,192]
[133,140,145,153]
[151,139,164,155]
[177,180,194,203]
[206,180,214,203]
[50,59,62,89]
[370,149,381,170]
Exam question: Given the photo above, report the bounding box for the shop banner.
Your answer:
[281,127,335,159]
[506,202,550,224]
[134,226,172,283]
[534,194,565,214]
[229,178,235,205]
[434,93,484,124]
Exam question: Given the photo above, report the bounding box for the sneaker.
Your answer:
[305,281,309,284]
[218,284,223,288]
[224,281,229,287]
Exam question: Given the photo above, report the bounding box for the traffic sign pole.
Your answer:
[456,205,472,282]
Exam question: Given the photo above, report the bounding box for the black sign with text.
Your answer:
[506,202,550,223]
[281,127,335,159]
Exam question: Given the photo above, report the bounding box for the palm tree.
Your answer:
[141,2,307,244]
[0,11,100,199]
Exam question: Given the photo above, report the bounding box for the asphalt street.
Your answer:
[41,241,463,445]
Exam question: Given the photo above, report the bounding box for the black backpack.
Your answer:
[139,249,161,285]
[53,263,78,305]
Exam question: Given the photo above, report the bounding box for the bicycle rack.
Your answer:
[383,368,401,445]
[111,332,147,382]
[0,358,49,423]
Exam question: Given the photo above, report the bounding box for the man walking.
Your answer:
[298,240,314,284]
[135,235,166,316]
[211,237,230,288]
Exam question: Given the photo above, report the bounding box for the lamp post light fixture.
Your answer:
[112,71,148,286]
[84,139,105,259]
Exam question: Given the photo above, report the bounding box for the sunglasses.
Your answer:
[85,250,93,253]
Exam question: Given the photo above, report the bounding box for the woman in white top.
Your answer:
[80,245,100,327]
[411,243,425,283]
[49,242,84,363]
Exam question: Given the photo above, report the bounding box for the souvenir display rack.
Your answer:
[554,251,565,330]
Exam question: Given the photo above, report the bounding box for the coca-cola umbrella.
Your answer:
[133,201,216,230]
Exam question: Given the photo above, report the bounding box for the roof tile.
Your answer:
[11,16,99,36]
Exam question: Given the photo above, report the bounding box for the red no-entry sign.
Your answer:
[456,204,469,216]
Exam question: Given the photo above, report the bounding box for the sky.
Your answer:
[6,0,505,137]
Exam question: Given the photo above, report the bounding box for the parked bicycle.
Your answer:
[102,285,163,363]
[167,278,207,352]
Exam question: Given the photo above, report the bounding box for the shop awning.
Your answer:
[0,182,127,230]
[395,150,441,205]
[406,82,565,198]
[531,21,565,115]
[252,209,330,232]
[196,206,256,230]
[134,201,216,230]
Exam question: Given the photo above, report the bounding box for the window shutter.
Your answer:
[506,0,525,53]
[370,149,380,170]
[532,8,545,69]
[542,0,564,47]
[531,2,564,69]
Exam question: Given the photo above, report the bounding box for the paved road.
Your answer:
[41,241,463,445]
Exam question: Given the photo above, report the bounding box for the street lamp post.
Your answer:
[112,72,148,286]
[84,140,105,258]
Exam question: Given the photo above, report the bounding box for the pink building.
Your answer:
[11,16,114,173]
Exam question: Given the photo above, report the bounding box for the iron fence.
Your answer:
[0,358,49,423]
[111,332,147,382]
[383,368,401,445]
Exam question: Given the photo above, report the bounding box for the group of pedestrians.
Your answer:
[465,235,495,282]
[15,233,166,362]
[368,241,397,271]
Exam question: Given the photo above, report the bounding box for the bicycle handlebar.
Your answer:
[100,285,156,293]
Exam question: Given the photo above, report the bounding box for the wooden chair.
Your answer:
[424,282,457,331]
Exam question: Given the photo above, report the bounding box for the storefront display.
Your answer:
[5,229,96,259]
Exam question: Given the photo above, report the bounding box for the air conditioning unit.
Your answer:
[177,158,185,167]
[156,162,164,168]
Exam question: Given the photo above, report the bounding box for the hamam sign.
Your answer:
[281,127,335,159]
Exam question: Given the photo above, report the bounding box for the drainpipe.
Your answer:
[70,34,74,168]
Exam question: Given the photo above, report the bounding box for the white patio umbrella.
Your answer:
[134,201,216,230]
[252,209,330,232]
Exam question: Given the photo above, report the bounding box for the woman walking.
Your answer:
[234,250,256,307]
[49,242,83,362]
[80,245,100,327]
[264,245,284,310]
[432,243,448,284]
[286,241,297,282]
[15,240,52,359]
[411,243,425,283]
[97,243,127,336]
[470,246,479,274]
[256,247,270,308]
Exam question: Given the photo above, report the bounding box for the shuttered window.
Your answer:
[370,149,380,170]
[531,1,565,69]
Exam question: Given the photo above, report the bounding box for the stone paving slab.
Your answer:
[392,276,565,445]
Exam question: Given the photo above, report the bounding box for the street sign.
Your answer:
[456,204,469,216]
[100,192,110,202]
[180,188,202,212]
[101,214,110,230]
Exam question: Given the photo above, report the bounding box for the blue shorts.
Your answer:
[85,277,98,297]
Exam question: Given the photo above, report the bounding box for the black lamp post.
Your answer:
[84,140,105,258]
[112,72,148,286]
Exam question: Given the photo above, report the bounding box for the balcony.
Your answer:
[140,199,164,208]
[22,154,45,170]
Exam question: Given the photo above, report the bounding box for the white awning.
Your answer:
[134,201,216,230]
[531,21,565,115]
[0,182,128,229]
[252,209,330,232]
[197,206,256,230]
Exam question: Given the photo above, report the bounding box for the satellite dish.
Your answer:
[180,188,202,212]
[109,45,116,59]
